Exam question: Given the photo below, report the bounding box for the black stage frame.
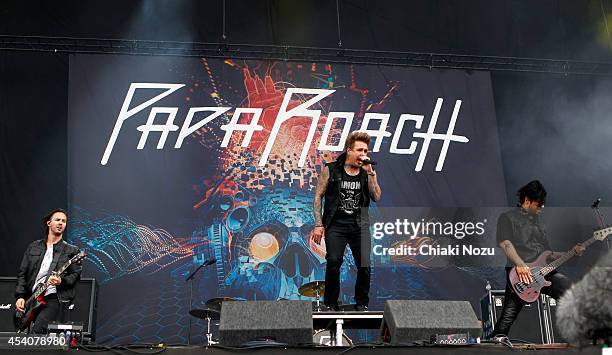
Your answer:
[2,35,612,76]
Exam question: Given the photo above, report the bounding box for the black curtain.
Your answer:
[0,51,68,275]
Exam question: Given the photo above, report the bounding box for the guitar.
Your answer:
[14,250,86,332]
[509,227,612,303]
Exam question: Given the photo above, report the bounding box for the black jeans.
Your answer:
[493,267,571,336]
[31,294,64,334]
[323,222,371,308]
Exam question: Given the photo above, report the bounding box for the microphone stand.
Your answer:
[186,260,214,345]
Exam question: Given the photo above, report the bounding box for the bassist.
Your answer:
[493,180,584,337]
[14,209,82,334]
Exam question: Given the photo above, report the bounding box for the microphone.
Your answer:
[185,258,217,281]
[591,198,601,209]
[361,158,377,166]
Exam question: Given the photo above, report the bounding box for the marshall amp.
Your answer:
[0,276,97,340]
[0,277,17,332]
[64,278,97,342]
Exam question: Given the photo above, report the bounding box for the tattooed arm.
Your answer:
[367,171,382,202]
[499,239,533,284]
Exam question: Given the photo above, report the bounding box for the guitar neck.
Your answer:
[56,262,70,275]
[541,236,597,276]
[29,252,82,302]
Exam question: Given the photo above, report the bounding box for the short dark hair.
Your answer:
[43,208,68,235]
[517,180,546,205]
[345,131,371,150]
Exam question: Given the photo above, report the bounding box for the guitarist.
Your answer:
[493,180,585,337]
[14,209,82,334]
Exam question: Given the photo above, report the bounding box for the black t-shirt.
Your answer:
[332,169,363,226]
[496,208,551,266]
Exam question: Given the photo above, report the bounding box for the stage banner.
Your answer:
[68,54,507,343]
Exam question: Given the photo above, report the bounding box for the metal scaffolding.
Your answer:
[1,35,612,76]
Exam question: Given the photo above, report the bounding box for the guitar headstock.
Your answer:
[65,250,86,268]
[57,250,87,275]
[72,250,86,264]
[593,227,612,241]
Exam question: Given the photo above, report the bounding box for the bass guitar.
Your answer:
[509,227,611,302]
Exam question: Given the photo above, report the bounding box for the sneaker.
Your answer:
[490,334,509,343]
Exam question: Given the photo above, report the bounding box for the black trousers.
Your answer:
[493,267,571,336]
[31,294,64,334]
[323,222,371,308]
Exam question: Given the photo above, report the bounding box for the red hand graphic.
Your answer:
[241,68,313,154]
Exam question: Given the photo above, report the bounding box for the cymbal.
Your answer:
[205,297,244,311]
[189,308,220,320]
[298,281,325,297]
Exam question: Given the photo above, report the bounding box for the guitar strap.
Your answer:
[48,241,66,274]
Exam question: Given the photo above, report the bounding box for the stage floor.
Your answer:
[0,343,607,355]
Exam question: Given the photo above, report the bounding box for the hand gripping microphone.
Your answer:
[361,158,377,166]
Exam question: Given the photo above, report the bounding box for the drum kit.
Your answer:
[188,297,244,345]
[297,280,325,312]
[189,280,354,346]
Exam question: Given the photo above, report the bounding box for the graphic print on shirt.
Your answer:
[339,180,362,215]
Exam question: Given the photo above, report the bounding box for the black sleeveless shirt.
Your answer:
[321,152,371,229]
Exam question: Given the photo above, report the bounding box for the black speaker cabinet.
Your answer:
[543,296,566,343]
[481,289,547,343]
[64,278,98,341]
[0,276,97,339]
[380,300,482,344]
[0,277,17,332]
[219,300,313,346]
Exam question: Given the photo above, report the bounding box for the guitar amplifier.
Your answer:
[0,277,17,332]
[542,296,566,343]
[64,278,97,342]
[481,289,548,343]
[0,276,97,340]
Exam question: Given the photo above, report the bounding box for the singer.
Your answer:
[312,131,382,311]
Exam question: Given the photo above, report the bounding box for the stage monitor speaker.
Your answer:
[0,277,17,332]
[219,300,313,346]
[480,290,546,343]
[380,300,482,344]
[64,278,98,341]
